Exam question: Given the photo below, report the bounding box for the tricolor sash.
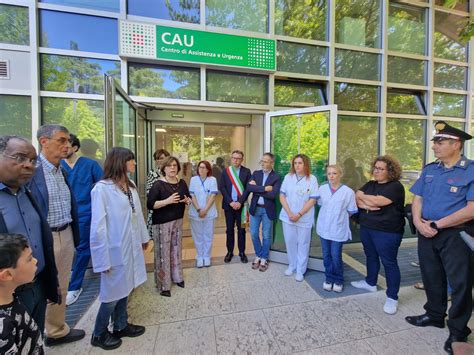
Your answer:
[227,166,249,226]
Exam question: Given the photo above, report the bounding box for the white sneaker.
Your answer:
[323,281,333,291]
[196,258,204,268]
[383,297,398,314]
[66,288,83,306]
[351,280,377,292]
[203,258,211,267]
[295,273,304,282]
[332,283,344,293]
[284,267,294,276]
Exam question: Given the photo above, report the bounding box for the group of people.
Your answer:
[0,120,472,354]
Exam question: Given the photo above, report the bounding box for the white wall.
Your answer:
[0,50,31,92]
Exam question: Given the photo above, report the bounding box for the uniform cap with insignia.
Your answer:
[431,121,472,141]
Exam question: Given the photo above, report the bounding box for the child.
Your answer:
[0,233,43,354]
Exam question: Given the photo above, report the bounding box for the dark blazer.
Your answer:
[0,188,60,303]
[28,164,80,247]
[219,165,251,210]
[244,170,281,220]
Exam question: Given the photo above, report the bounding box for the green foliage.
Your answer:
[0,96,32,138]
[0,4,29,45]
[205,0,268,32]
[274,81,324,107]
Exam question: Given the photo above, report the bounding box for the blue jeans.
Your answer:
[250,207,272,260]
[68,217,91,291]
[360,226,402,300]
[320,237,344,284]
[93,296,128,336]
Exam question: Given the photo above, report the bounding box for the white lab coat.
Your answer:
[90,180,149,303]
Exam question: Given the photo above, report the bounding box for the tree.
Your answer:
[0,4,29,45]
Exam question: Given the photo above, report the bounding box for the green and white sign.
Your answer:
[120,21,276,71]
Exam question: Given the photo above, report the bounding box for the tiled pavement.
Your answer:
[51,262,473,354]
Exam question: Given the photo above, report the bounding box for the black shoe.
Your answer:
[91,332,122,350]
[45,328,86,346]
[113,323,146,338]
[160,290,171,297]
[405,314,445,328]
[444,334,468,354]
[224,252,233,263]
[239,253,248,263]
[176,281,185,288]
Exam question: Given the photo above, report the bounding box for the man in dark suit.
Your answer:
[246,153,281,272]
[219,150,251,263]
[0,135,60,333]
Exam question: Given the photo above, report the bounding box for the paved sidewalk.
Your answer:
[48,262,473,354]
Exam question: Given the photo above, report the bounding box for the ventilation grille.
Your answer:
[0,60,10,80]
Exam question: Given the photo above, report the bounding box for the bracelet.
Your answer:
[298,212,303,217]
[197,208,201,212]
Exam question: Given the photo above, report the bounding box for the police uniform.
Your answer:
[409,121,474,347]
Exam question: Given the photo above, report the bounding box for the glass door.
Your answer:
[265,105,337,271]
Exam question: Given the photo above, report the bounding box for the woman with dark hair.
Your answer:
[279,154,319,282]
[188,160,218,268]
[351,155,405,315]
[147,156,191,297]
[89,147,149,350]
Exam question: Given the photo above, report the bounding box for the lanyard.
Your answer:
[296,174,305,184]
[200,177,210,194]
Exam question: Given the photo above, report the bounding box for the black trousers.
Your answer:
[418,226,473,338]
[224,208,246,254]
[15,276,47,335]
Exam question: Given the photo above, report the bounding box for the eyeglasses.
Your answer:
[49,137,71,145]
[373,167,386,172]
[231,156,243,160]
[3,154,40,167]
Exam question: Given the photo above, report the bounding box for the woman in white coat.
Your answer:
[89,147,149,351]
[189,160,218,267]
[279,154,318,282]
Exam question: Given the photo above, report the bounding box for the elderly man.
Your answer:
[29,125,85,346]
[0,135,60,333]
[406,121,474,354]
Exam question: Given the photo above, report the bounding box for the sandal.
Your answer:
[414,282,425,290]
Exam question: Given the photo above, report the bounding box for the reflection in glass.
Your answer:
[207,71,268,104]
[471,127,474,159]
[434,11,468,62]
[432,93,465,118]
[387,56,426,86]
[334,83,379,112]
[0,4,29,45]
[433,63,467,90]
[335,49,380,81]
[274,80,325,107]
[128,0,199,23]
[387,92,425,115]
[0,95,32,138]
[40,0,119,12]
[335,0,381,48]
[275,0,327,40]
[128,63,200,100]
[388,3,426,55]
[41,55,120,94]
[277,41,327,75]
[39,10,118,54]
[444,120,464,129]
[435,0,469,12]
[114,94,136,156]
[206,0,268,33]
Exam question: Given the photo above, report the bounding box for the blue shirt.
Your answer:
[0,184,45,274]
[257,170,271,205]
[410,156,474,221]
[231,167,241,202]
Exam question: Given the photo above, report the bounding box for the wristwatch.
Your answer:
[430,221,440,231]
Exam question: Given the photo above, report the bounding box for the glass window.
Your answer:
[444,120,464,129]
[337,115,378,191]
[335,49,380,81]
[128,63,200,100]
[334,83,379,112]
[114,93,136,153]
[432,93,465,118]
[207,70,268,104]
[277,41,327,76]
[387,56,426,86]
[41,54,120,94]
[433,63,467,90]
[470,126,474,160]
[274,80,325,107]
[0,95,32,138]
[388,3,426,55]
[274,0,327,41]
[39,10,118,54]
[40,0,119,12]
[0,4,29,45]
[435,0,469,12]
[127,0,199,23]
[434,11,468,62]
[206,0,268,33]
[335,0,381,48]
[41,97,105,157]
[387,91,425,115]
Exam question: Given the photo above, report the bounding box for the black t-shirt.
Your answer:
[0,297,44,355]
[358,180,406,234]
[147,179,190,225]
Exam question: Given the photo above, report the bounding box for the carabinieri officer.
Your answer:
[405,121,474,354]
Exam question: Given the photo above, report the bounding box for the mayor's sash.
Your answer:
[227,166,249,226]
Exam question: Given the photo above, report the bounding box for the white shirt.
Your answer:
[279,174,318,228]
[188,176,218,220]
[316,183,358,242]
